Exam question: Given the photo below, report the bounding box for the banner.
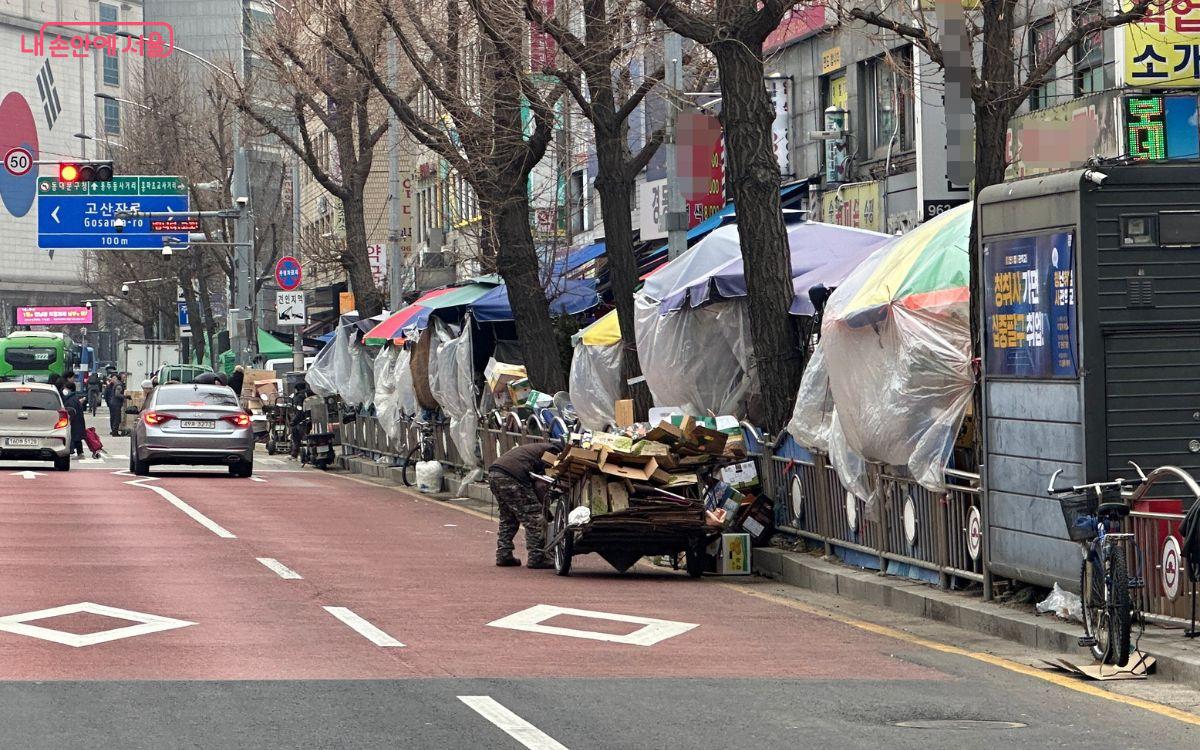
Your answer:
[984,232,1077,378]
[16,306,92,325]
[817,182,882,232]
[766,77,793,177]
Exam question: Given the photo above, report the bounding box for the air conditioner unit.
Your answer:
[317,195,329,215]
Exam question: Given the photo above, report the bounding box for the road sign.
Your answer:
[177,300,190,334]
[5,147,32,176]
[275,256,302,291]
[276,290,306,326]
[37,176,189,250]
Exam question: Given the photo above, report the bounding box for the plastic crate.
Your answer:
[1058,494,1099,542]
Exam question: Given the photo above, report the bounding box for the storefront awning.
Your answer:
[470,278,601,323]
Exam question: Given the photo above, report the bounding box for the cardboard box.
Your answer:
[254,380,279,398]
[597,450,659,481]
[614,399,635,428]
[587,474,610,515]
[589,432,634,453]
[710,533,752,575]
[690,425,728,455]
[719,460,759,489]
[507,378,532,405]
[632,440,671,457]
[607,481,630,512]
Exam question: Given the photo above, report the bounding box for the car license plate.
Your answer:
[4,437,40,447]
[181,420,215,429]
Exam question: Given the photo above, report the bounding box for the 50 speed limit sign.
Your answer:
[4,147,32,176]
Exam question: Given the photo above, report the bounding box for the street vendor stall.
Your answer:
[537,417,772,576]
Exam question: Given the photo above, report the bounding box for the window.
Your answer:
[1029,20,1055,111]
[0,389,60,410]
[103,98,120,135]
[1073,3,1105,96]
[865,49,915,152]
[100,3,119,86]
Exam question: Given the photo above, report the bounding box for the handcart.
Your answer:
[536,469,717,578]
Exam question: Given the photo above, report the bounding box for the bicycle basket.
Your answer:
[1058,494,1099,542]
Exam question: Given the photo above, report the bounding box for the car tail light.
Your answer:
[54,409,69,429]
[144,412,175,426]
[223,413,251,428]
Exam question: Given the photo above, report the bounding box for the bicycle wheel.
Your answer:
[1107,546,1133,667]
[1082,555,1106,662]
[401,446,421,487]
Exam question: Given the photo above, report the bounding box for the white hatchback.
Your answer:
[0,382,71,471]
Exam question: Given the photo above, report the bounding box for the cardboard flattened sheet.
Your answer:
[1039,652,1155,681]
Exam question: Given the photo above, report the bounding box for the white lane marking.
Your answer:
[256,557,302,579]
[250,475,267,482]
[444,524,457,527]
[124,479,236,538]
[322,606,404,647]
[10,471,43,480]
[487,604,698,646]
[0,602,194,648]
[458,696,569,750]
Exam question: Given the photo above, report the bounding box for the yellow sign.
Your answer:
[339,292,355,314]
[829,75,848,113]
[821,47,842,74]
[1123,0,1200,87]
[817,181,883,232]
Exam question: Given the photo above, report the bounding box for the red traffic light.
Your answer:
[57,161,113,184]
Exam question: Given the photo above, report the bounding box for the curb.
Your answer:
[753,546,1200,689]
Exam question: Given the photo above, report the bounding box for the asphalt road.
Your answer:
[1,434,1199,748]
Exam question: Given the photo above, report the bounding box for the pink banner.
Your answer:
[16,306,92,325]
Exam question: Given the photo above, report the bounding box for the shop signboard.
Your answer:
[817,181,883,232]
[913,50,970,221]
[1121,93,1200,160]
[766,76,793,177]
[1005,90,1120,180]
[983,231,1078,379]
[638,112,725,240]
[1121,0,1200,87]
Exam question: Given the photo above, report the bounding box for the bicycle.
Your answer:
[1048,464,1147,667]
[401,414,439,487]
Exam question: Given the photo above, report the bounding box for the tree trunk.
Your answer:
[593,139,653,419]
[196,271,218,370]
[711,39,799,434]
[490,193,568,392]
[341,192,385,318]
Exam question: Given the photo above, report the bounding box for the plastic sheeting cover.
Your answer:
[788,204,972,497]
[569,338,622,430]
[305,338,339,397]
[373,347,401,442]
[428,319,480,468]
[633,294,755,419]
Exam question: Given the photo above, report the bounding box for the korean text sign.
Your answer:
[16,306,93,326]
[1124,0,1200,87]
[984,232,1078,378]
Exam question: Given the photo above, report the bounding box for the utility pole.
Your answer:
[663,28,687,261]
[231,3,253,368]
[387,40,403,309]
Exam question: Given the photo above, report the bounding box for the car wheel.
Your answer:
[132,449,150,477]
[230,460,253,478]
[54,455,70,472]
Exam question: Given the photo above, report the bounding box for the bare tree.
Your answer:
[639,0,802,434]
[524,1,673,418]
[329,0,571,391]
[237,2,391,319]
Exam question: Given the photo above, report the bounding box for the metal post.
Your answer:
[663,29,687,261]
[387,40,404,309]
[232,0,252,367]
[292,144,304,373]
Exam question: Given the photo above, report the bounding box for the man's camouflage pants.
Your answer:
[489,470,546,564]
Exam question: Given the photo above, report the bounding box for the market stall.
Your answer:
[789,203,973,501]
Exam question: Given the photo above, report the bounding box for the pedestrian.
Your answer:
[86,373,102,416]
[105,374,126,437]
[228,365,245,397]
[487,441,555,568]
[61,381,86,458]
[289,382,309,459]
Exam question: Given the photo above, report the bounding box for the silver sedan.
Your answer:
[130,383,255,477]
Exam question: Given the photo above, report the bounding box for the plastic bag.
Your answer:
[415,460,443,493]
[1036,582,1083,623]
[568,506,591,526]
[428,319,480,468]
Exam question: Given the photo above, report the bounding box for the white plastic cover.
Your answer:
[428,318,480,468]
[415,459,444,493]
[305,338,339,397]
[568,339,622,431]
[393,347,418,419]
[373,347,401,442]
[788,206,972,496]
[633,293,756,418]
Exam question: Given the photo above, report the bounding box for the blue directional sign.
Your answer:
[37,176,190,250]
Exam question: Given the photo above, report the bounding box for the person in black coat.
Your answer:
[62,381,86,457]
[227,366,245,397]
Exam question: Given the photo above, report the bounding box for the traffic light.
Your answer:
[58,161,114,184]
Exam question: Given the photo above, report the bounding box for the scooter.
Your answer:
[299,419,336,470]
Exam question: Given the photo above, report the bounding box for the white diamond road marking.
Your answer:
[0,602,195,648]
[486,604,698,646]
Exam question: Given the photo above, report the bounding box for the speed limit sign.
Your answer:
[4,147,32,176]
